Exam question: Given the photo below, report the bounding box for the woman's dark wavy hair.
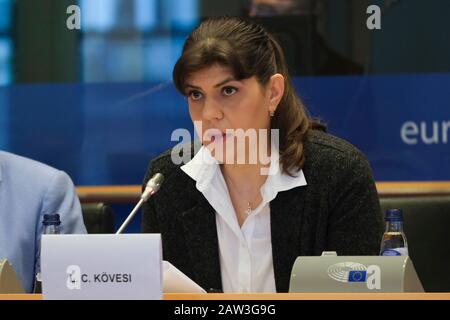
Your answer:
[173,16,321,175]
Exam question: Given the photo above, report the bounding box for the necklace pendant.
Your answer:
[245,202,252,216]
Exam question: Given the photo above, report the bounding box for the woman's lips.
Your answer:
[211,133,224,142]
[209,132,230,143]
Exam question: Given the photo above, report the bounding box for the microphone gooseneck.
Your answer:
[115,173,164,234]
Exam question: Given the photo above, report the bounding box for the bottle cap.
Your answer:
[384,209,404,222]
[43,214,61,226]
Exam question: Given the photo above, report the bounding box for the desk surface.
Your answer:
[1,293,450,300]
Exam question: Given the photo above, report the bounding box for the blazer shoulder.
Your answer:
[305,129,369,164]
[143,141,200,184]
[0,151,67,183]
[303,129,375,184]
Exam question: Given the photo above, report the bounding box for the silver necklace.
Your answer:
[225,176,261,216]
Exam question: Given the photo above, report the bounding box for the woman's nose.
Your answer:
[202,98,223,121]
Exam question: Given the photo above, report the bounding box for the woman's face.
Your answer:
[184,64,284,164]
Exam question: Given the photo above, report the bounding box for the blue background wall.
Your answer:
[1,73,449,186]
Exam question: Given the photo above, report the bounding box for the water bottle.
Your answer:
[34,213,61,293]
[380,209,408,256]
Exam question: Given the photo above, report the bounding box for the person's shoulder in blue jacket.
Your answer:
[0,151,87,293]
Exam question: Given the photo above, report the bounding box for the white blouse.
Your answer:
[181,144,307,293]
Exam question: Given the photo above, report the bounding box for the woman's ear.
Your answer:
[268,73,285,113]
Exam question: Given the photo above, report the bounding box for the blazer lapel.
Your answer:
[180,193,223,292]
[270,186,307,292]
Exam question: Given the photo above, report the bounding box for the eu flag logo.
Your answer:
[348,270,367,282]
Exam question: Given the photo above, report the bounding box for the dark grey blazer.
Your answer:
[141,130,383,292]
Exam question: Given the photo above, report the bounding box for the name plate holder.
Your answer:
[289,253,424,292]
[41,234,162,300]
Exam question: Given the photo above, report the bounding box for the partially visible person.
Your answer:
[247,0,364,75]
[0,151,87,293]
[248,0,312,16]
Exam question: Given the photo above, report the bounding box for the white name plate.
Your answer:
[41,234,162,300]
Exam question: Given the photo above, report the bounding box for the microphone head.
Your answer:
[146,173,164,193]
[141,173,164,201]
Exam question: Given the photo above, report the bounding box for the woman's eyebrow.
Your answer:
[184,76,237,90]
[213,77,236,88]
[184,83,201,90]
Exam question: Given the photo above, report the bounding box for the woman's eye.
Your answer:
[222,86,237,96]
[189,91,203,101]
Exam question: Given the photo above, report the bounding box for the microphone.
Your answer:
[115,173,164,234]
[141,172,164,201]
